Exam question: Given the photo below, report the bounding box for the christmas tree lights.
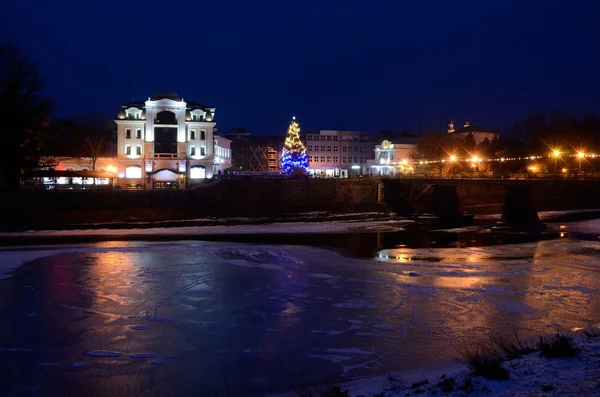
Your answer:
[281,117,309,174]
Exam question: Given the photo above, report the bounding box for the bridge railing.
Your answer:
[376,172,600,180]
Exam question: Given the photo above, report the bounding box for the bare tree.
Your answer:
[0,41,53,187]
[73,113,113,171]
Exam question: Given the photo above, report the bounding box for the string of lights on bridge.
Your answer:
[401,151,600,167]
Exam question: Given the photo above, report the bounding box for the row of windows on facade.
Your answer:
[309,156,366,164]
[125,146,206,156]
[306,135,372,142]
[125,129,206,140]
[307,145,373,153]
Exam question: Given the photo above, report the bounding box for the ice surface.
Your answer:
[86,351,122,357]
[1,216,600,396]
[129,353,158,359]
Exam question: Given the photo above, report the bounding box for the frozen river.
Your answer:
[0,220,599,396]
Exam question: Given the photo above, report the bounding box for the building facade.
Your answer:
[305,130,377,177]
[366,139,418,177]
[114,93,231,188]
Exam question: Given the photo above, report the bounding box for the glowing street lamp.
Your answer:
[449,155,456,176]
[552,150,560,175]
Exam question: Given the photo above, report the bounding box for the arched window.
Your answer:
[125,165,142,179]
[155,111,177,125]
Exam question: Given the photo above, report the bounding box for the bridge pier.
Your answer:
[493,185,546,233]
[432,185,463,227]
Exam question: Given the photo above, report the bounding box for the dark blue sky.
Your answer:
[4,0,600,135]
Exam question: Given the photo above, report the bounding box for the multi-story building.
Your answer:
[366,139,418,177]
[113,93,231,188]
[305,130,377,177]
[226,128,285,173]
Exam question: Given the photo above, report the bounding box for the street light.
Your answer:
[577,152,584,176]
[449,155,456,176]
[552,150,560,176]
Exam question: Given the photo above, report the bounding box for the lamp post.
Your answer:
[578,152,584,177]
[553,151,560,177]
[450,155,456,177]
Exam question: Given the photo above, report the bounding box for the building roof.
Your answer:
[151,92,180,101]
[117,94,215,119]
[453,125,497,134]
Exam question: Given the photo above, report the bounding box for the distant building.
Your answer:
[305,130,377,177]
[447,119,499,145]
[366,139,418,177]
[32,93,231,189]
[226,128,285,173]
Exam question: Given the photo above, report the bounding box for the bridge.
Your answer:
[379,177,600,233]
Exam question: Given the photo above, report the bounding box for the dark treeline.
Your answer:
[505,111,600,156]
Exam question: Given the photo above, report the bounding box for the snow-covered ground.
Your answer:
[347,336,600,397]
[475,208,600,221]
[0,219,413,238]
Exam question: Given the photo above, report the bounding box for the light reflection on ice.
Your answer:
[0,221,599,394]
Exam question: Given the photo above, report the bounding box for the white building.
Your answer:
[113,93,231,188]
[447,119,499,145]
[366,140,418,177]
[306,130,376,177]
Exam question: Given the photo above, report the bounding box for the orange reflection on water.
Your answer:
[432,276,482,289]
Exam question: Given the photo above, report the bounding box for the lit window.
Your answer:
[126,129,131,139]
[190,147,196,156]
[136,146,141,155]
[126,145,131,155]
[125,166,142,178]
[190,166,205,179]
[200,147,206,156]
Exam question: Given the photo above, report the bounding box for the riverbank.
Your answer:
[2,178,600,232]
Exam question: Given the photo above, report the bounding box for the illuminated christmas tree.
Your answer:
[281,117,309,174]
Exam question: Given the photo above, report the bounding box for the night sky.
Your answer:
[4,0,600,135]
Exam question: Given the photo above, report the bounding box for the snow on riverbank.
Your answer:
[475,208,600,221]
[357,336,600,397]
[0,219,413,238]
